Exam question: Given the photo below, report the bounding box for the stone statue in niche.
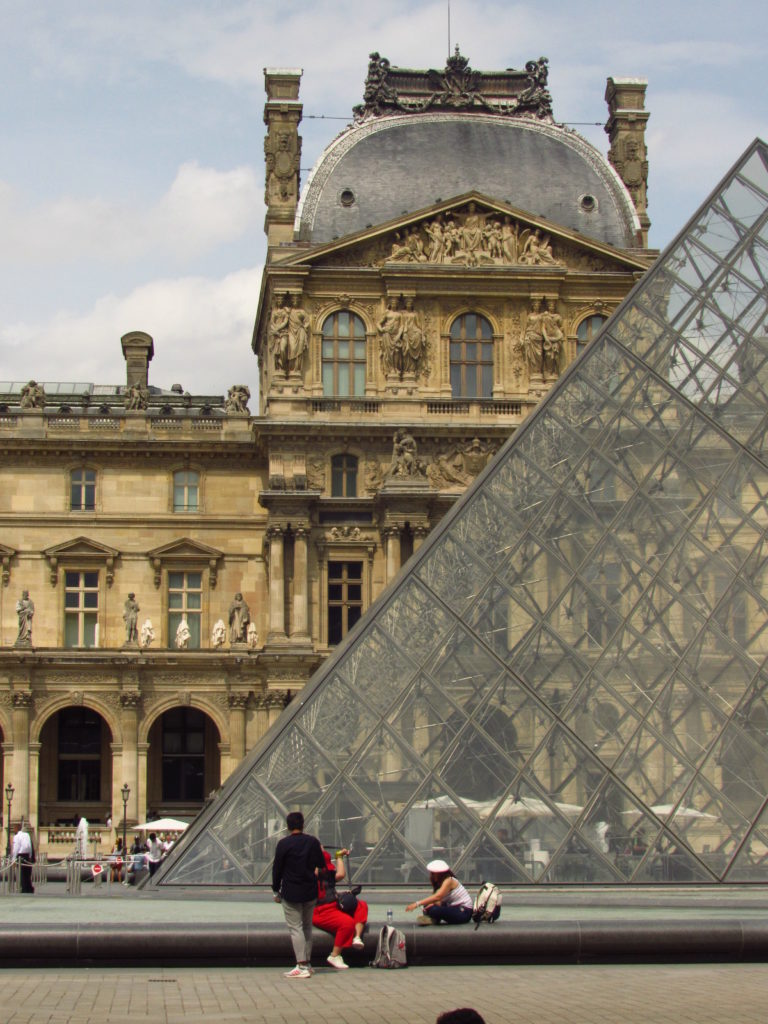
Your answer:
[541,300,564,378]
[140,619,155,648]
[377,298,404,377]
[268,295,291,374]
[247,621,259,649]
[175,616,191,650]
[225,384,251,415]
[211,619,227,648]
[286,295,310,375]
[15,590,34,646]
[228,592,251,645]
[522,298,545,377]
[124,382,149,411]
[123,593,140,645]
[19,381,45,409]
[401,298,427,375]
[388,428,427,479]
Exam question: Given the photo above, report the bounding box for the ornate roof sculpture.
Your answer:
[154,139,768,889]
[353,47,553,122]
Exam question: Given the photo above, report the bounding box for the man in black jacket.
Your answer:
[272,811,326,978]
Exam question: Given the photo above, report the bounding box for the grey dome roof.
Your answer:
[296,113,640,248]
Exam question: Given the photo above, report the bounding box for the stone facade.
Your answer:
[0,51,654,853]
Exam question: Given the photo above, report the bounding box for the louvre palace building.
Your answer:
[3,48,689,870]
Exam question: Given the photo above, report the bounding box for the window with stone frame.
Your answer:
[327,560,363,645]
[449,313,494,398]
[331,453,358,497]
[322,311,366,397]
[173,470,200,512]
[57,706,102,802]
[70,468,96,511]
[168,570,203,648]
[64,570,99,648]
[576,314,607,353]
[161,707,206,802]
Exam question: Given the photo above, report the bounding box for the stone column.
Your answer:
[267,527,287,642]
[137,741,149,826]
[28,741,40,831]
[119,691,141,824]
[253,695,271,745]
[267,692,287,730]
[383,526,401,584]
[228,693,249,773]
[413,526,430,551]
[11,691,33,823]
[292,526,310,640]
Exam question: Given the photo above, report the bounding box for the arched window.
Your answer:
[576,314,607,353]
[450,313,494,398]
[173,470,199,512]
[331,454,358,497]
[322,311,366,397]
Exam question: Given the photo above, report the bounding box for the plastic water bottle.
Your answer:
[386,907,394,925]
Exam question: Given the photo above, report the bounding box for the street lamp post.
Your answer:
[5,783,14,858]
[121,784,130,871]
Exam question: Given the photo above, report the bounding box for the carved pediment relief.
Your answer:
[43,537,119,587]
[298,197,645,274]
[147,538,224,589]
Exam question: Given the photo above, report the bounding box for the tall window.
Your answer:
[173,470,199,512]
[322,311,366,397]
[168,571,202,648]
[64,570,99,647]
[450,313,494,398]
[58,707,102,801]
[162,707,205,802]
[576,314,607,353]
[331,454,358,497]
[70,469,96,511]
[328,561,363,645]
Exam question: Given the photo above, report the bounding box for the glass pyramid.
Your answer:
[157,140,768,887]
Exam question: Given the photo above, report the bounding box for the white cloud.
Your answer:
[0,162,263,269]
[0,268,263,396]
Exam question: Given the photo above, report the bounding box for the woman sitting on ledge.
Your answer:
[405,859,473,925]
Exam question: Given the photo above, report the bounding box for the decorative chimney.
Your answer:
[121,331,154,388]
[605,77,650,246]
[263,68,303,256]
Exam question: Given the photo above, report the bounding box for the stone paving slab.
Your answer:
[2,963,768,1024]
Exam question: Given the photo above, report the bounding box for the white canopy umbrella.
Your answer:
[496,796,583,819]
[623,804,717,822]
[134,817,190,832]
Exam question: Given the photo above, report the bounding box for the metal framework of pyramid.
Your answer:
[156,140,768,887]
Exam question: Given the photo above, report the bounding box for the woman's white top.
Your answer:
[443,879,473,909]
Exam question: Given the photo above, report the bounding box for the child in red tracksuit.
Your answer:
[313,846,368,969]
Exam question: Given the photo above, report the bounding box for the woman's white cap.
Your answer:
[426,859,450,873]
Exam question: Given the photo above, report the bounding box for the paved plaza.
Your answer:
[2,962,768,1024]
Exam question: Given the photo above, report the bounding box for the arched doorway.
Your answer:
[146,707,221,819]
[38,707,113,826]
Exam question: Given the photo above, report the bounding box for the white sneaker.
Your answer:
[351,936,364,948]
[327,954,349,970]
[284,966,311,979]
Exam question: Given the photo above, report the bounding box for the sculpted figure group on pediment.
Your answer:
[384,204,561,268]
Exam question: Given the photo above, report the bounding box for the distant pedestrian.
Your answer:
[11,821,35,893]
[271,811,325,979]
[146,832,166,876]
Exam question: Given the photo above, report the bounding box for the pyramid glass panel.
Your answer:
[156,141,768,887]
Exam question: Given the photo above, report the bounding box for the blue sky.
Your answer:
[0,0,766,395]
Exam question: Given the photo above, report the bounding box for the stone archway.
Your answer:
[146,706,221,819]
[38,705,113,827]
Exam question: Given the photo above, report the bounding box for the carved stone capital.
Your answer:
[228,692,250,711]
[12,691,34,709]
[120,691,142,709]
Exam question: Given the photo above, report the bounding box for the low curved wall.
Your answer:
[0,919,766,966]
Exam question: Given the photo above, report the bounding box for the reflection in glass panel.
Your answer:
[159,142,768,887]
